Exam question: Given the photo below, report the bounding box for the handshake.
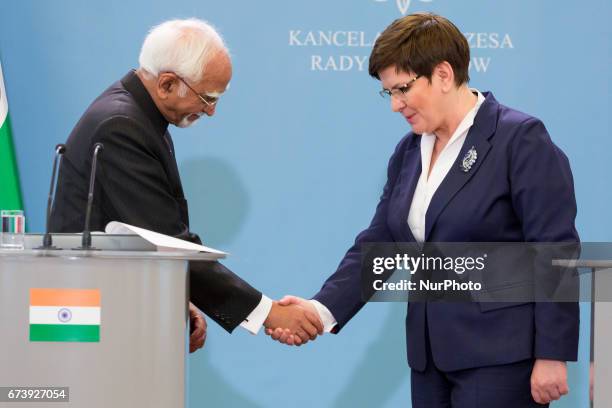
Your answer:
[188,295,326,352]
[263,296,324,346]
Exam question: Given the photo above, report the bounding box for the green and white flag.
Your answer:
[0,60,22,210]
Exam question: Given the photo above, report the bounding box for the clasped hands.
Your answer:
[264,296,323,346]
[188,296,322,353]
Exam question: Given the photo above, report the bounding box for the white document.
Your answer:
[105,221,227,255]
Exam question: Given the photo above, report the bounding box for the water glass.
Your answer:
[1,209,25,249]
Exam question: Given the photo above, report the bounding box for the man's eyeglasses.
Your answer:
[175,75,220,107]
[379,75,421,100]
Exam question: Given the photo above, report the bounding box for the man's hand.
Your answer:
[265,295,321,346]
[263,297,323,346]
[530,359,569,404]
[189,302,207,353]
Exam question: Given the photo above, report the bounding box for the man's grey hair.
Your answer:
[138,18,228,96]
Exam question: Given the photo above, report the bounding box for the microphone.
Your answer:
[76,142,104,250]
[37,144,66,249]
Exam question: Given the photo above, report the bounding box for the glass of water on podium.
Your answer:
[1,210,25,249]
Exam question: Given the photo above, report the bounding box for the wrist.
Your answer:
[264,301,279,327]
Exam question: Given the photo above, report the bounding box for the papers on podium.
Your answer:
[105,221,227,255]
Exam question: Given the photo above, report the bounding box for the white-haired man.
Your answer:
[50,19,322,351]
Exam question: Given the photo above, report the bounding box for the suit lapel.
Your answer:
[159,131,191,225]
[424,92,499,241]
[161,132,184,195]
[396,136,421,242]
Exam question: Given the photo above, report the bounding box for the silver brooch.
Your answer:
[460,146,477,173]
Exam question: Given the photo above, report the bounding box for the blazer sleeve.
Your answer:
[189,260,262,333]
[509,116,580,361]
[313,135,412,332]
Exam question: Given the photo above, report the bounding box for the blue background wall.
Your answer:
[1,1,609,406]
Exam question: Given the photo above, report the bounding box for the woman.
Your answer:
[269,13,578,408]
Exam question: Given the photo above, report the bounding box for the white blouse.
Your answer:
[407,90,485,243]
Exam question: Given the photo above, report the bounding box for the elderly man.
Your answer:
[50,18,322,351]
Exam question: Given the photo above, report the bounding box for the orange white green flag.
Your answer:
[29,288,101,342]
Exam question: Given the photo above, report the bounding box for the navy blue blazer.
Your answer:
[313,92,579,372]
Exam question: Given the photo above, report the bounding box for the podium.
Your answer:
[553,258,612,408]
[587,261,612,408]
[0,233,223,407]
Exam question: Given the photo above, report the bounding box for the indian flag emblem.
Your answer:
[29,288,101,342]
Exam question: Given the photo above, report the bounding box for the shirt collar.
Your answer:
[423,88,486,145]
[120,70,169,137]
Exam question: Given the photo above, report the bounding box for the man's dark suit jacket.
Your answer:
[50,70,261,332]
[314,92,579,372]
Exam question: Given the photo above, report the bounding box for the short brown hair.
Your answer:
[368,13,470,86]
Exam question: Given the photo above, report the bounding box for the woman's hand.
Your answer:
[530,359,568,404]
